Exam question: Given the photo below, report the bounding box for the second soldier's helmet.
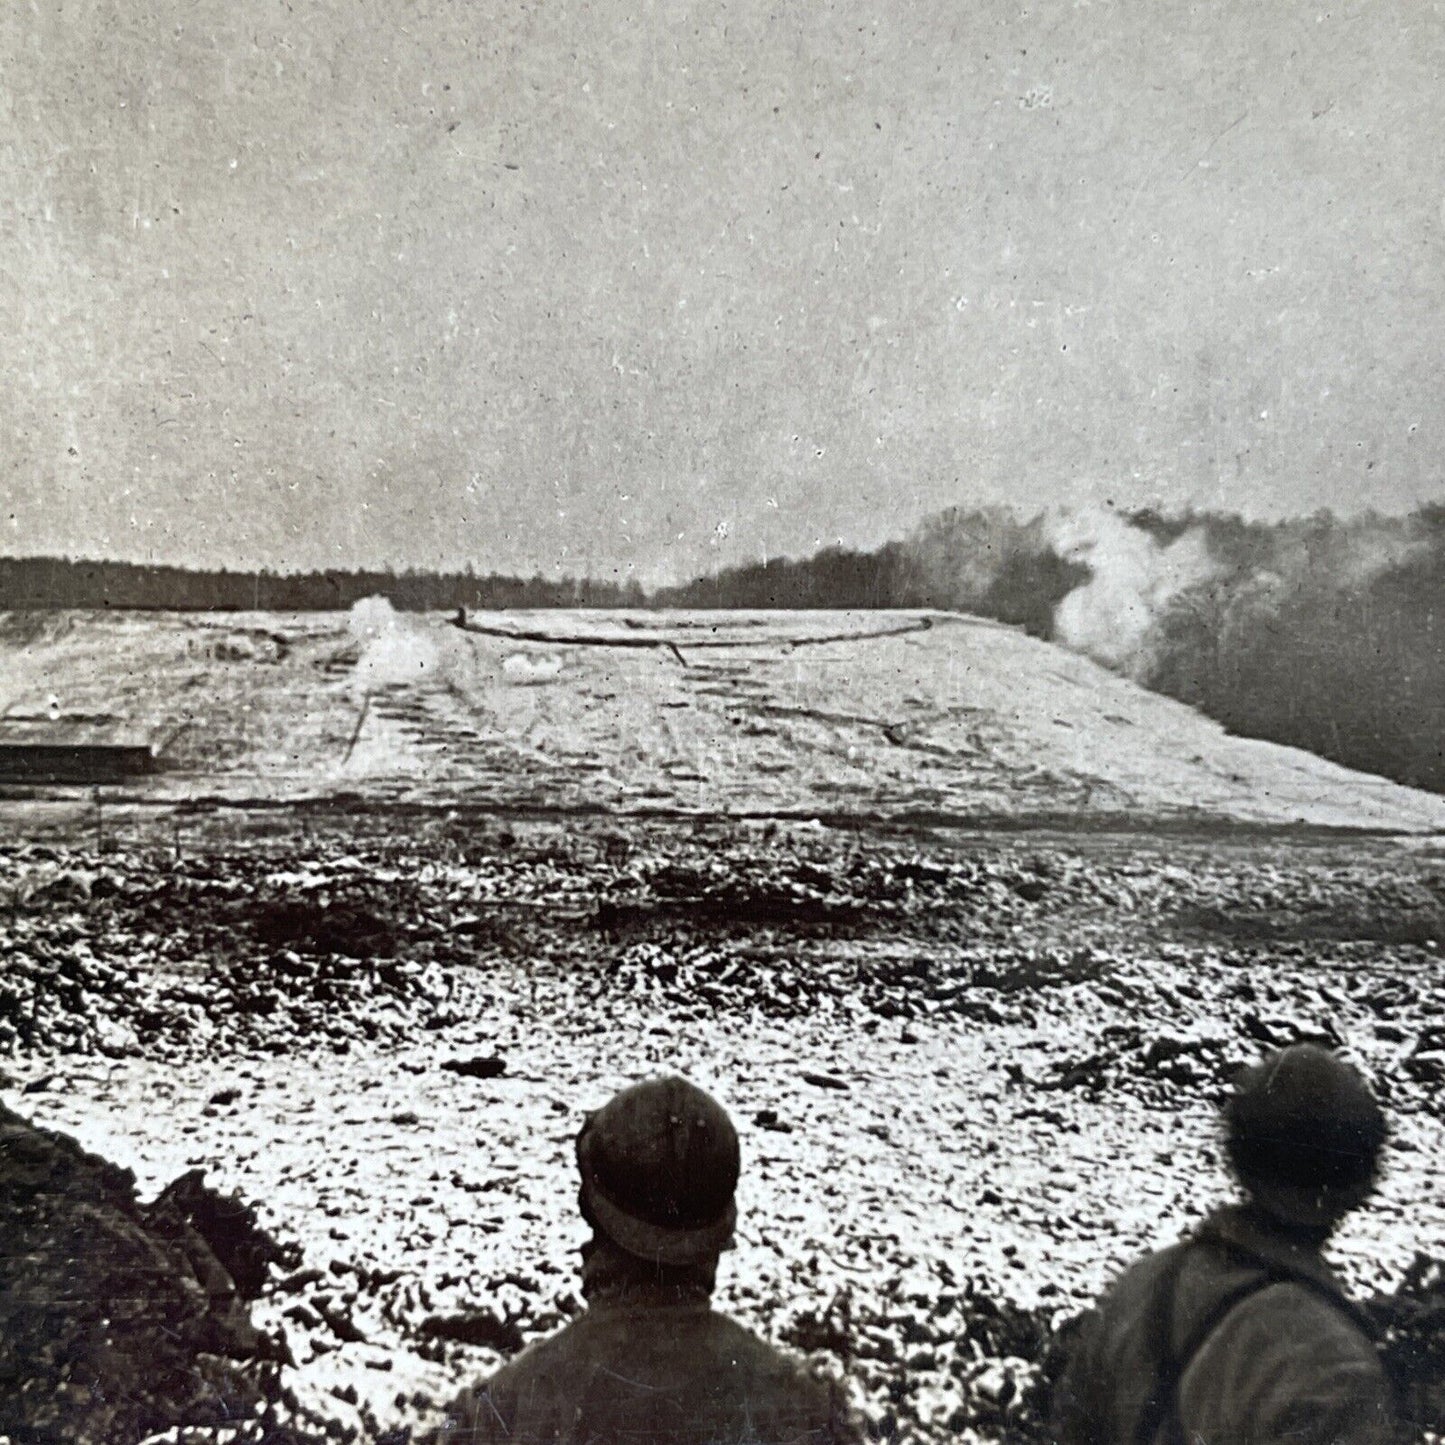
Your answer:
[1224,1043,1387,1229]
[576,1076,740,1267]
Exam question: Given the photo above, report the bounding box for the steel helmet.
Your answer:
[576,1076,740,1267]
[1224,1044,1386,1229]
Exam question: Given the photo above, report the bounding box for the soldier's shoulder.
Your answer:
[491,1313,595,1383]
[706,1313,860,1441]
[705,1309,810,1362]
[1181,1281,1396,1445]
[434,1317,589,1441]
[705,1312,849,1395]
[1086,1238,1190,1320]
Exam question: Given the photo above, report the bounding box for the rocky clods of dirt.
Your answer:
[1370,1254,1445,1442]
[777,1277,1067,1443]
[0,1099,319,1445]
[5,826,1445,1443]
[5,832,1445,1078]
[0,852,460,1059]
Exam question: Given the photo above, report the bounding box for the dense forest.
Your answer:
[3,502,1443,793]
[654,508,1087,636]
[0,557,647,612]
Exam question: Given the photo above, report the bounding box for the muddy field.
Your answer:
[5,815,1445,1443]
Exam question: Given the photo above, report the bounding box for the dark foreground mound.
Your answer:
[0,1100,313,1445]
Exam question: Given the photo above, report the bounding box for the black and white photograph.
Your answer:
[2,2,1444,1441]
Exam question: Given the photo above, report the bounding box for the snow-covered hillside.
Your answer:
[2,607,1443,832]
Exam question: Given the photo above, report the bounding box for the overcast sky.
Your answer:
[2,0,1442,583]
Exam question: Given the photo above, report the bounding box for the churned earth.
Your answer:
[5,817,1445,1443]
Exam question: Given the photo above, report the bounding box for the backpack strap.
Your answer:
[1131,1239,1363,1445]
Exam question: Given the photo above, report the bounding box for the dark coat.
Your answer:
[1053,1204,1398,1445]
[436,1287,859,1445]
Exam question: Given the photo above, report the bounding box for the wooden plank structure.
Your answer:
[0,719,159,783]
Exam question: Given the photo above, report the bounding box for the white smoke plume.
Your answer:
[347,596,439,694]
[501,652,565,685]
[1048,507,1219,676]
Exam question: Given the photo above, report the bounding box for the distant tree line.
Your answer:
[655,507,1088,637]
[0,557,647,611]
[0,511,1088,632]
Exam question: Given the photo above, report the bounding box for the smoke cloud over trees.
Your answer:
[1138,507,1445,794]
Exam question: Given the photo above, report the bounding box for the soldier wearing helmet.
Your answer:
[438,1075,860,1445]
[1054,1043,1400,1445]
